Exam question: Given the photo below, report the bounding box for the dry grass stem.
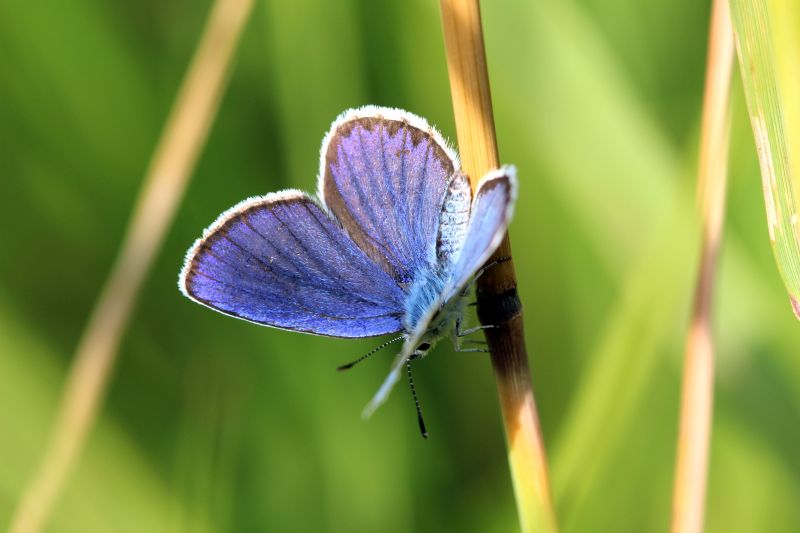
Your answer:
[8,1,255,531]
[439,1,558,531]
[670,0,734,531]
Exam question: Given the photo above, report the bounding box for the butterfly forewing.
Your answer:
[321,107,459,284]
[180,192,406,338]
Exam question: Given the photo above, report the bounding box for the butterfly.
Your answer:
[179,106,517,434]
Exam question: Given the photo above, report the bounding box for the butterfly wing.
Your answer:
[444,166,518,298]
[363,167,518,417]
[179,191,406,338]
[320,106,459,284]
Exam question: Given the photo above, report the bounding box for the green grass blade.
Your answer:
[730,0,800,317]
[0,292,186,533]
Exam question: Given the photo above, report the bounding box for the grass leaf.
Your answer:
[730,0,800,318]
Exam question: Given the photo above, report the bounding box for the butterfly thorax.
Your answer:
[420,290,468,344]
[403,267,466,346]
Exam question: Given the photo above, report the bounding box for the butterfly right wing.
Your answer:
[320,106,459,284]
[179,191,407,338]
[363,167,518,416]
[444,166,518,299]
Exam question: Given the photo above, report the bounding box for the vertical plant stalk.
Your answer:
[8,1,255,532]
[670,0,733,532]
[439,1,558,532]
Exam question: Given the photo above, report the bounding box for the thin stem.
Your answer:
[8,1,255,532]
[671,0,733,531]
[439,1,558,532]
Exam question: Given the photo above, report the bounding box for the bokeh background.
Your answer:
[2,0,799,532]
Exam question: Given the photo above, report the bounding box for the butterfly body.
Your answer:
[404,269,466,345]
[180,106,517,415]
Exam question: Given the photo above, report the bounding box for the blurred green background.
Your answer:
[1,0,799,531]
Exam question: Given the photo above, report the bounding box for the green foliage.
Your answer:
[1,0,798,531]
[730,0,800,317]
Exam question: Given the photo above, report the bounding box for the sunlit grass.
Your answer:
[1,0,799,532]
[731,0,800,318]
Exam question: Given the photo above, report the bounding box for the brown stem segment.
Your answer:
[439,1,558,531]
[671,0,733,531]
[8,1,255,532]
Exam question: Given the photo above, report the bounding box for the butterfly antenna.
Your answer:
[407,361,428,439]
[461,256,513,297]
[475,256,511,281]
[337,335,404,371]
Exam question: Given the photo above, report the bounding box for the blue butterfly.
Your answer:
[179,106,517,431]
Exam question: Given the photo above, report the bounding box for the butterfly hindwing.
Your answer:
[180,191,407,338]
[320,106,459,284]
[436,171,472,269]
[363,167,518,417]
[445,166,518,299]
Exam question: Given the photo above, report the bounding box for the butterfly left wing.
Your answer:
[179,191,407,338]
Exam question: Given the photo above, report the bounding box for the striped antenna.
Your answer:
[337,335,404,371]
[407,361,428,439]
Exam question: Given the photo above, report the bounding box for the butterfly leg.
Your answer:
[451,318,491,353]
[457,324,496,337]
[452,258,510,353]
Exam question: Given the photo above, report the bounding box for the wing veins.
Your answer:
[192,271,400,321]
[269,204,393,307]
[376,123,413,266]
[339,137,404,274]
[201,234,385,311]
[239,212,383,305]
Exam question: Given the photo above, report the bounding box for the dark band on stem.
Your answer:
[476,287,522,326]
